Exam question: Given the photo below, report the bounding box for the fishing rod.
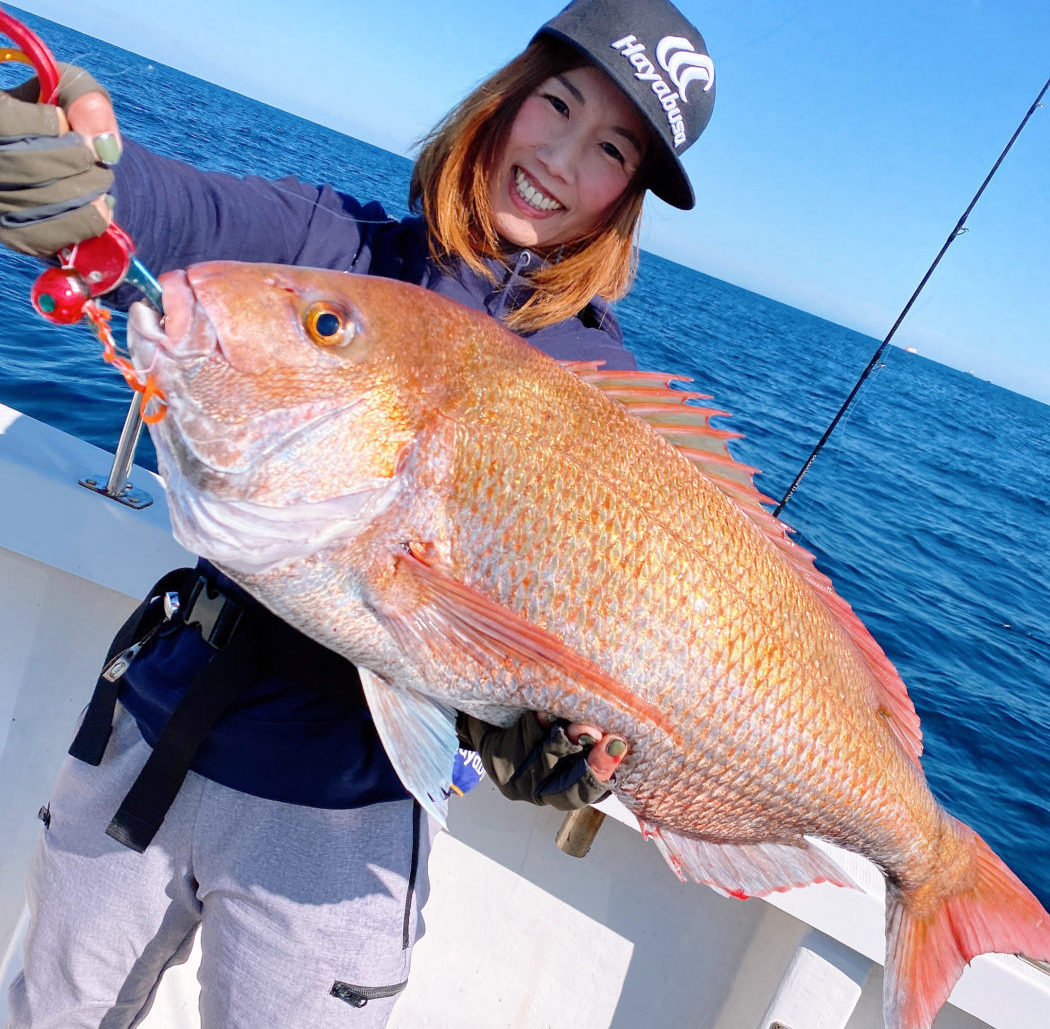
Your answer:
[773,73,1050,519]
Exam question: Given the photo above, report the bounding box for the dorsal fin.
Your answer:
[562,361,923,764]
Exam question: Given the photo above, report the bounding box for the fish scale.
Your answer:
[130,262,1050,1029]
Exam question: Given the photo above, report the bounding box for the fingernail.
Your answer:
[104,193,116,210]
[606,739,627,759]
[93,132,122,166]
[577,733,597,747]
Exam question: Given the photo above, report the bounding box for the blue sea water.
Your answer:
[2,10,1049,910]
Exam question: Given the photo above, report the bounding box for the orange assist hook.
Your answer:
[84,302,167,424]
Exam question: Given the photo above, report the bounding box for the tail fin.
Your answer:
[884,823,1050,1029]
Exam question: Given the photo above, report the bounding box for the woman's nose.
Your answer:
[535,131,581,182]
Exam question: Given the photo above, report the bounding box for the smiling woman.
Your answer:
[410,36,653,333]
[412,0,715,333]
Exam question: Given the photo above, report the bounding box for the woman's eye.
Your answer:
[601,141,626,164]
[544,93,569,116]
[303,302,356,348]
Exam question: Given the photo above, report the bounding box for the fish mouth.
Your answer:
[128,269,218,369]
[126,298,165,378]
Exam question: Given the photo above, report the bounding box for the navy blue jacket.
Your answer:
[110,140,637,808]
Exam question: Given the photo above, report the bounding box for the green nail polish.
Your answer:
[93,132,122,165]
[606,739,627,758]
[577,733,597,747]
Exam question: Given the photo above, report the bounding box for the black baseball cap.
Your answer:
[535,0,715,210]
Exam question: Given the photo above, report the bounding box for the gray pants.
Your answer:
[6,705,439,1029]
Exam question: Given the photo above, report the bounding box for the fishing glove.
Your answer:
[456,711,611,811]
[0,64,114,256]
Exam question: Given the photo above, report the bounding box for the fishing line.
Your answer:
[718,3,813,61]
[773,73,1050,519]
[833,355,886,439]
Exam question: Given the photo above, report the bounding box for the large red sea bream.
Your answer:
[128,261,1050,1029]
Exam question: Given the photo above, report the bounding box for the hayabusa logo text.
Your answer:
[611,33,714,148]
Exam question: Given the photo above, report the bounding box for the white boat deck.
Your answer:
[2,402,1047,1028]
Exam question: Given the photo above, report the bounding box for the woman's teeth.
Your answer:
[515,168,563,212]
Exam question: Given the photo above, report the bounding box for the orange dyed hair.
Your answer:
[410,37,651,334]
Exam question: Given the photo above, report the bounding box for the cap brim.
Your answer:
[648,149,695,210]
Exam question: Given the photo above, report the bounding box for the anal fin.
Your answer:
[358,666,456,827]
[639,819,858,898]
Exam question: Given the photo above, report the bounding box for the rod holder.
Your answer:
[79,395,153,509]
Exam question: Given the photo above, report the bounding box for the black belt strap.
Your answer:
[105,614,261,852]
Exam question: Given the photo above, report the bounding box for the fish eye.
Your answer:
[303,302,356,347]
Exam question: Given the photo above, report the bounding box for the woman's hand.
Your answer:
[534,711,627,783]
[456,710,629,811]
[0,63,120,256]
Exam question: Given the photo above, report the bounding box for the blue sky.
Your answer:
[19,1,1050,401]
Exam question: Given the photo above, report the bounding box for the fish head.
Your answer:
[127,261,457,574]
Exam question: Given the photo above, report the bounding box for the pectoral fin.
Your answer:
[358,666,456,826]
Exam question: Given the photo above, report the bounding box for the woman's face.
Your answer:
[488,64,648,250]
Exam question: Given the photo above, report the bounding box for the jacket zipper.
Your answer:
[490,249,533,322]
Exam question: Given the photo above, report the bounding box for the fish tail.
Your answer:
[884,824,1050,1029]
